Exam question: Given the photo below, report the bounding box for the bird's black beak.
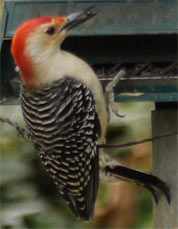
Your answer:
[61,6,96,31]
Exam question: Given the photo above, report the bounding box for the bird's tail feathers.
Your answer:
[104,165,171,204]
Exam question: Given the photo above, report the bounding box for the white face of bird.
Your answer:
[26,6,96,57]
[11,6,96,88]
[26,18,68,55]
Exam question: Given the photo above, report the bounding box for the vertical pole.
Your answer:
[152,102,178,228]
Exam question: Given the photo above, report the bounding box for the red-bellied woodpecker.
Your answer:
[11,6,170,221]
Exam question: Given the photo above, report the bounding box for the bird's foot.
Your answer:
[105,69,126,118]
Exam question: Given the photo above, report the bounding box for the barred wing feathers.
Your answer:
[21,76,101,221]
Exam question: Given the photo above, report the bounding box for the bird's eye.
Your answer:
[46,26,56,35]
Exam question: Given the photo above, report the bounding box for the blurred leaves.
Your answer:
[1,103,154,228]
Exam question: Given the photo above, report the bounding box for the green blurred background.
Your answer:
[1,102,155,228]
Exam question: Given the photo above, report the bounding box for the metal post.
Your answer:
[152,102,178,228]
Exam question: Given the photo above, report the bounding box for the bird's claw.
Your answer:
[105,69,126,119]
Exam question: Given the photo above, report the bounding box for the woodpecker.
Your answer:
[11,7,107,221]
[11,6,170,221]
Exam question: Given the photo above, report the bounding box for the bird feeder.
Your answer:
[0,0,177,227]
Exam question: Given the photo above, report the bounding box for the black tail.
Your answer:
[105,165,171,204]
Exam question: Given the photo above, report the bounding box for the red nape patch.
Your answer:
[11,17,66,88]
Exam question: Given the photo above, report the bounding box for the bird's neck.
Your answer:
[21,49,90,89]
[23,47,60,89]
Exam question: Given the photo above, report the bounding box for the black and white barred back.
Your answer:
[21,76,102,221]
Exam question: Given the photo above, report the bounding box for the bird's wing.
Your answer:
[21,76,101,221]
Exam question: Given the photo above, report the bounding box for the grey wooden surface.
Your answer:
[152,109,178,228]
